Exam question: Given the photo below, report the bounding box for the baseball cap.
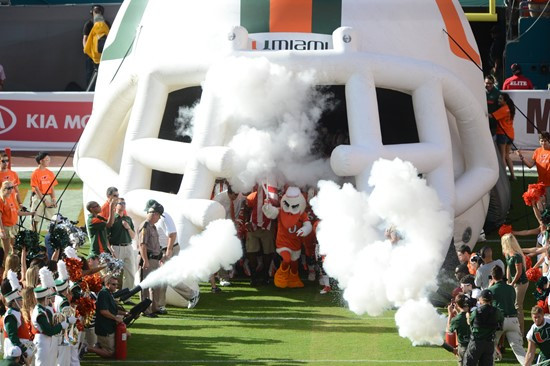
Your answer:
[147,202,164,217]
[479,289,494,301]
[144,199,158,212]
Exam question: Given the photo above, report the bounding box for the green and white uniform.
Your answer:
[527,318,550,363]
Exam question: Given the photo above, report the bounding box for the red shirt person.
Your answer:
[503,63,534,90]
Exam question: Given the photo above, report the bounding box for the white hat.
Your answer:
[6,345,21,358]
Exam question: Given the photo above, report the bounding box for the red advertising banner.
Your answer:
[0,92,93,150]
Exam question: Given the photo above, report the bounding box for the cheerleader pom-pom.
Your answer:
[65,258,83,282]
[523,183,547,206]
[83,273,102,293]
[525,255,533,270]
[527,267,542,282]
[498,224,513,237]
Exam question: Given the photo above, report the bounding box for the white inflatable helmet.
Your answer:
[75,0,498,249]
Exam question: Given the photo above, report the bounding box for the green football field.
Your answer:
[13,171,545,365]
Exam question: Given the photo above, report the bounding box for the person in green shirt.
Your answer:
[86,200,115,257]
[463,289,504,366]
[487,265,525,363]
[525,305,550,366]
[108,197,136,291]
[447,294,470,365]
[86,275,128,359]
[501,233,529,335]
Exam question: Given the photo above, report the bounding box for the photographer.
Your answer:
[460,275,480,309]
[447,294,471,365]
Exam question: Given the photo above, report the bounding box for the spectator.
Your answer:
[108,197,136,292]
[1,182,34,265]
[488,27,505,85]
[447,294,471,365]
[0,151,23,207]
[518,132,550,208]
[501,233,529,335]
[82,5,109,91]
[0,64,5,91]
[486,75,501,138]
[487,265,526,363]
[138,201,163,317]
[491,92,516,180]
[101,187,119,219]
[144,199,199,312]
[474,246,505,290]
[452,263,470,298]
[460,275,480,305]
[457,245,476,275]
[86,275,127,358]
[30,152,58,232]
[503,63,534,90]
[86,201,114,257]
[463,289,503,365]
[525,305,550,366]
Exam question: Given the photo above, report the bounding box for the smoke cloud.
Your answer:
[139,219,242,289]
[180,57,338,192]
[311,158,453,345]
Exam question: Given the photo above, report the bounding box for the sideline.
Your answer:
[81,359,462,364]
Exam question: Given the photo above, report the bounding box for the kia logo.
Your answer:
[0,105,16,135]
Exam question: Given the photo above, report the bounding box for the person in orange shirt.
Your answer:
[30,152,58,232]
[0,181,33,269]
[492,93,516,180]
[101,187,119,218]
[0,151,23,207]
[519,132,550,229]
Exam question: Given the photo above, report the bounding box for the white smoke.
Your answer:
[139,219,242,289]
[191,57,338,191]
[311,158,453,345]
[395,299,447,346]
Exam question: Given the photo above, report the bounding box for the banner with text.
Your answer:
[0,92,93,151]
[508,90,550,150]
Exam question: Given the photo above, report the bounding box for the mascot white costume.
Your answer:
[263,187,312,288]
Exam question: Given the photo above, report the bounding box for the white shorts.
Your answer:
[276,247,301,261]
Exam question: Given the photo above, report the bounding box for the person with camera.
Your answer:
[447,294,471,365]
[474,246,505,290]
[457,245,477,275]
[488,265,526,363]
[463,289,504,365]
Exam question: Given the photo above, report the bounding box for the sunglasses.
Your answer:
[4,186,14,190]
[117,202,126,205]
[1,159,9,163]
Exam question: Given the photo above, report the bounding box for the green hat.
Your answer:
[144,199,158,212]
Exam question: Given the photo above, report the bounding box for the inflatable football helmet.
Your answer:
[75,0,498,251]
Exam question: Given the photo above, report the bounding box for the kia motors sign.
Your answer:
[0,92,93,150]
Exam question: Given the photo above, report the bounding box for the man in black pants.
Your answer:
[463,289,503,365]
